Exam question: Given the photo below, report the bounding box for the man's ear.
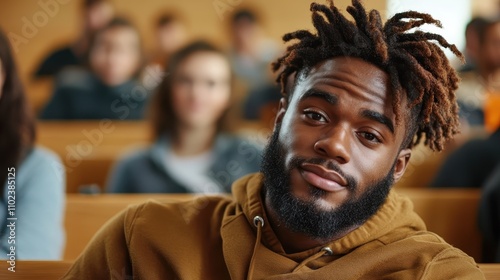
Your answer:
[274,97,288,129]
[393,149,411,184]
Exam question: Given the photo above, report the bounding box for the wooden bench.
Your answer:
[37,121,268,193]
[37,121,151,193]
[64,189,483,262]
[480,264,500,279]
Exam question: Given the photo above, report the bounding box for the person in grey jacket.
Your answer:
[0,29,65,260]
[107,41,262,194]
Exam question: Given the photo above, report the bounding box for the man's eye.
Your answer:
[358,132,380,143]
[305,111,326,122]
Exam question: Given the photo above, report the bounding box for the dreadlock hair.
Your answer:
[272,0,463,152]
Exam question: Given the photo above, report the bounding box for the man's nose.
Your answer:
[313,125,351,164]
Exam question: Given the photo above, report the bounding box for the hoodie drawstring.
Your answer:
[247,216,264,280]
[292,246,333,272]
[247,215,333,277]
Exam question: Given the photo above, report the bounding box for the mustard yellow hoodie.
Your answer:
[62,173,484,279]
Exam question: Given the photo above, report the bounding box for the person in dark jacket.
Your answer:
[33,0,114,78]
[478,163,500,262]
[107,41,262,193]
[431,128,500,188]
[40,17,147,120]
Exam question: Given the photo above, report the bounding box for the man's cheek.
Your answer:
[290,125,317,153]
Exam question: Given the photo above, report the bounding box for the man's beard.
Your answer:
[261,123,395,240]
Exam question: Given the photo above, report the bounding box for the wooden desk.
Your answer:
[36,121,268,193]
[37,121,150,193]
[479,264,500,280]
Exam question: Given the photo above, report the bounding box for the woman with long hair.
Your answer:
[0,29,65,259]
[107,41,261,193]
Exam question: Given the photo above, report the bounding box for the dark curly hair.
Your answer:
[272,0,463,152]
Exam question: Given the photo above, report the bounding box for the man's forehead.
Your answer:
[293,57,392,107]
[308,57,388,84]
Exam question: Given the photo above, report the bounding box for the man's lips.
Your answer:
[300,162,348,192]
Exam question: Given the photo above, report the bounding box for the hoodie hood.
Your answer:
[222,173,427,279]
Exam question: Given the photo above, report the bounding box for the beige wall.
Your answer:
[472,0,499,17]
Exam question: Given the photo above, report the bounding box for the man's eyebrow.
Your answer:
[361,109,395,134]
[299,89,338,105]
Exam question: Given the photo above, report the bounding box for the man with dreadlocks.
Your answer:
[63,1,484,279]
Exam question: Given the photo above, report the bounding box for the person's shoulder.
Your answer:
[417,239,484,279]
[41,46,74,61]
[137,195,233,213]
[390,229,477,262]
[114,146,151,168]
[54,67,95,91]
[453,138,494,156]
[216,134,263,165]
[15,147,64,193]
[21,146,62,171]
[125,195,234,231]
[218,134,263,152]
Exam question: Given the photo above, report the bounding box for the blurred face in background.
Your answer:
[232,18,259,51]
[171,51,231,129]
[465,25,480,63]
[90,26,142,86]
[85,2,114,32]
[157,22,187,54]
[480,22,500,72]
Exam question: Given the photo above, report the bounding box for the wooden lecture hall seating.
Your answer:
[37,121,151,193]
[37,121,269,193]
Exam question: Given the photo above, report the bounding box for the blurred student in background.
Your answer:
[40,17,148,120]
[141,11,188,92]
[456,17,500,128]
[33,0,114,78]
[0,29,65,259]
[107,41,262,194]
[431,17,500,188]
[228,9,278,90]
[149,12,188,69]
[459,17,489,73]
[431,125,500,188]
[228,9,282,121]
